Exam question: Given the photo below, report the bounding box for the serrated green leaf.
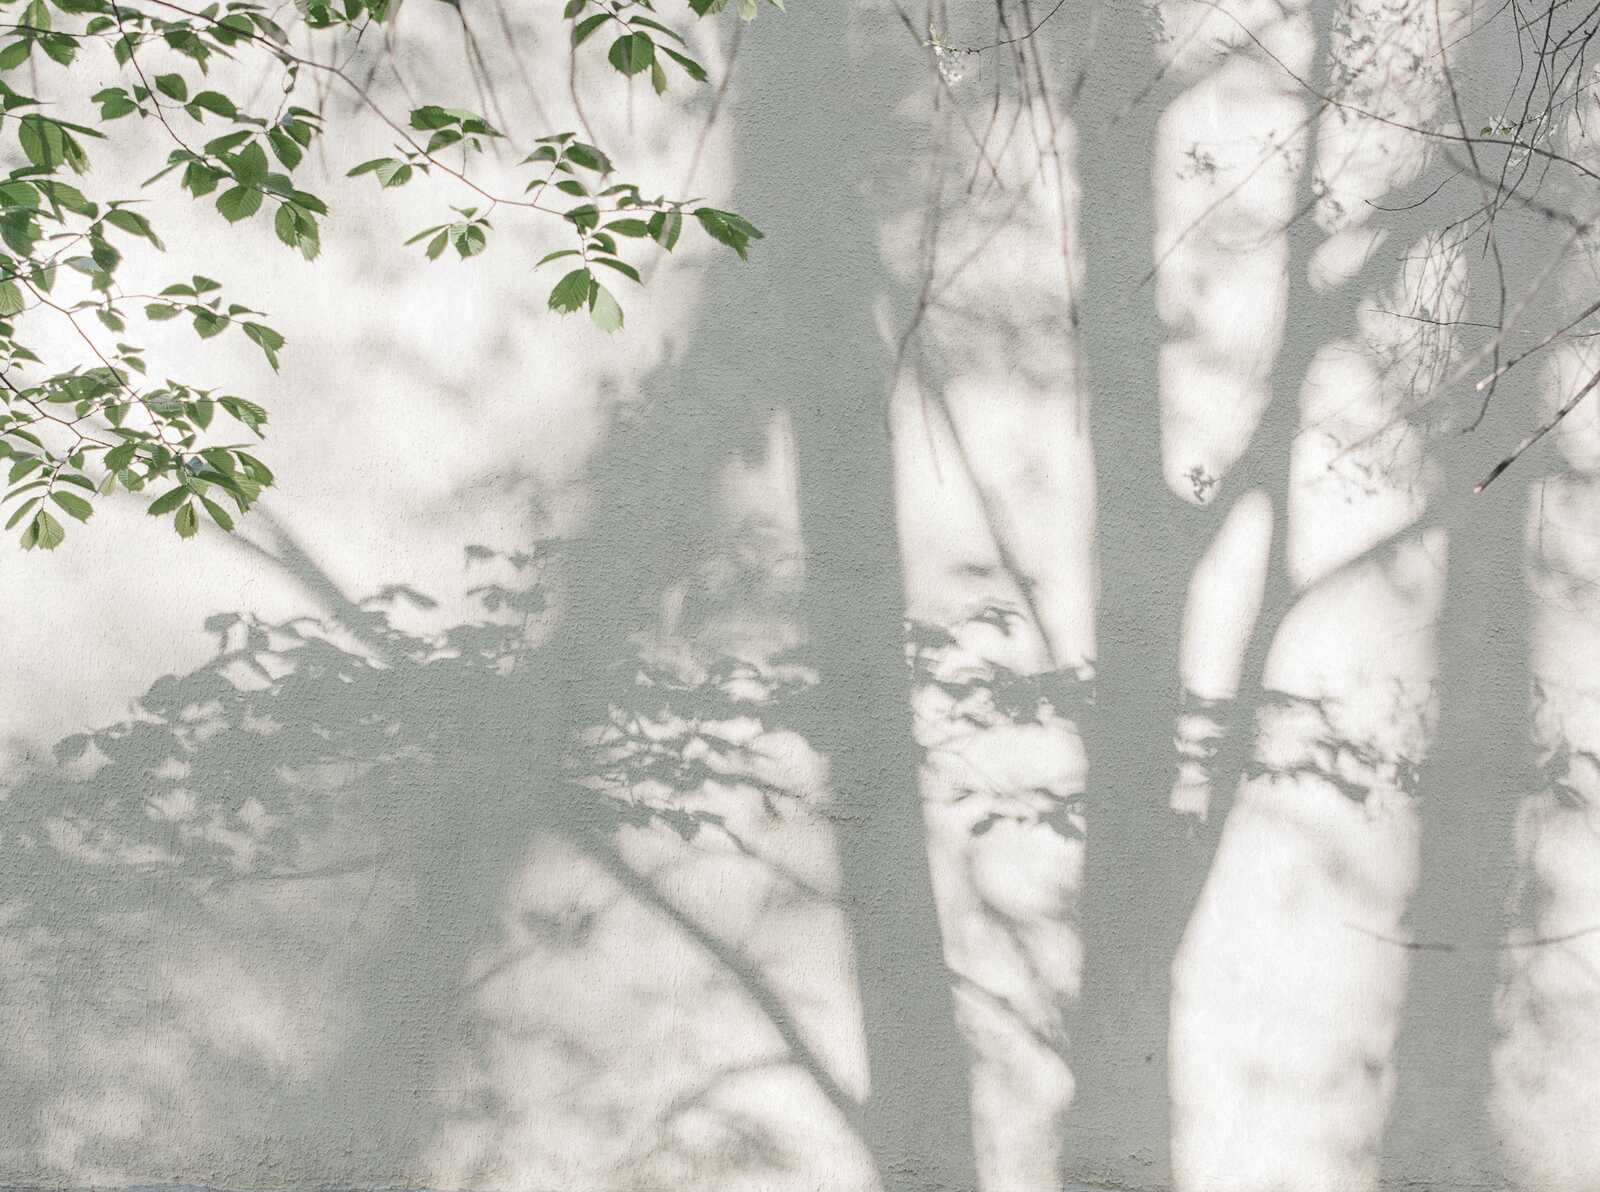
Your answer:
[592,256,641,283]
[661,46,709,82]
[268,126,303,169]
[199,494,234,531]
[216,185,262,222]
[548,267,591,315]
[589,281,623,333]
[228,140,269,186]
[146,485,188,516]
[21,508,63,550]
[50,489,92,521]
[565,143,612,173]
[694,206,763,260]
[4,496,39,531]
[243,321,284,369]
[191,307,227,338]
[571,12,607,44]
[607,32,655,76]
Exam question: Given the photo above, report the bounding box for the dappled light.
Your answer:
[4,2,1600,1191]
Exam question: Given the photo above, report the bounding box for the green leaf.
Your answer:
[4,496,39,531]
[243,321,285,369]
[39,37,76,66]
[192,307,227,338]
[204,129,253,156]
[376,160,412,188]
[347,156,395,177]
[426,128,463,153]
[565,204,600,232]
[20,508,64,550]
[190,90,237,120]
[268,127,303,169]
[227,141,269,186]
[41,181,95,218]
[536,248,582,268]
[219,395,268,434]
[571,12,607,44]
[183,162,221,196]
[18,115,63,170]
[661,46,709,82]
[146,485,188,516]
[235,451,274,485]
[199,494,234,531]
[592,257,641,283]
[565,142,612,173]
[589,281,624,333]
[216,185,262,222]
[454,225,489,260]
[104,207,163,247]
[93,85,136,118]
[409,105,458,130]
[607,32,655,76]
[154,73,188,102]
[548,267,592,315]
[648,209,683,250]
[8,456,42,485]
[50,490,92,522]
[651,59,668,95]
[404,223,446,246]
[274,202,300,249]
[628,15,687,44]
[693,206,763,260]
[0,280,23,317]
[174,501,199,538]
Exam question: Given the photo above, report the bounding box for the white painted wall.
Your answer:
[2,3,1596,1190]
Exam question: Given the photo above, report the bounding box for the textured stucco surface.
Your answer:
[3,2,1599,1191]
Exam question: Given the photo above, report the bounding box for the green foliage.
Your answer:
[562,0,781,89]
[0,0,776,550]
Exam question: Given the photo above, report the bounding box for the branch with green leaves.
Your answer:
[0,0,776,550]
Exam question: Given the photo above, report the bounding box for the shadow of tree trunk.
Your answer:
[1066,6,1196,1186]
[1377,13,1543,1187]
[1378,239,1538,1192]
[552,5,978,1188]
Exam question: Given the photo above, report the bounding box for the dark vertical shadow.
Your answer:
[1065,5,1198,1186]
[552,5,979,1188]
[1376,189,1539,1192]
[1063,4,1369,1183]
[720,9,979,1184]
[1376,369,1533,1192]
[1375,11,1546,1189]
